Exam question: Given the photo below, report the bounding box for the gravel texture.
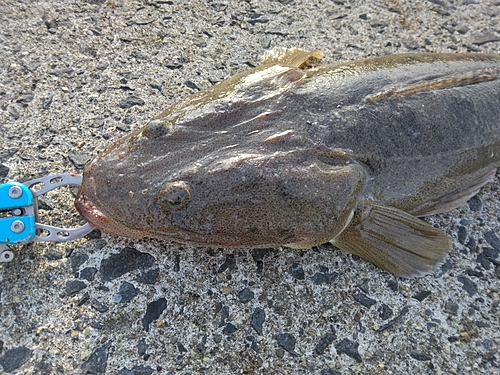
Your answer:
[1,0,500,374]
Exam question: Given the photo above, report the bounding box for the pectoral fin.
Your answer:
[331,202,451,278]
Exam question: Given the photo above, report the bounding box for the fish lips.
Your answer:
[75,189,145,239]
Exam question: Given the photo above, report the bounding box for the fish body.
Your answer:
[76,48,500,277]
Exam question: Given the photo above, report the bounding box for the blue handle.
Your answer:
[0,182,36,245]
[0,182,33,209]
[0,216,36,244]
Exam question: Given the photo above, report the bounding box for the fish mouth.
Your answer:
[75,190,145,239]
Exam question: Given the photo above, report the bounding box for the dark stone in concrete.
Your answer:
[142,298,167,332]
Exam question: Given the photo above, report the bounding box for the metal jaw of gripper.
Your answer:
[0,173,93,263]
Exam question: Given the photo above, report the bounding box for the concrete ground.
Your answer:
[0,0,499,374]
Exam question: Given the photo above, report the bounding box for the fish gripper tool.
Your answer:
[0,173,93,263]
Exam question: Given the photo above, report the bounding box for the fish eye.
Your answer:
[142,119,172,139]
[159,181,191,211]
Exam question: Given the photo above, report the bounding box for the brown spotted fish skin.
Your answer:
[76,49,500,277]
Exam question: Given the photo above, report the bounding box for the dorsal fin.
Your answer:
[260,47,323,70]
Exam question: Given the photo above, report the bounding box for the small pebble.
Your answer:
[387,279,399,292]
[81,342,111,374]
[251,307,266,335]
[68,150,91,169]
[142,298,167,332]
[91,298,109,313]
[65,280,87,296]
[71,253,89,273]
[135,268,160,284]
[444,301,459,315]
[224,323,238,334]
[434,260,453,278]
[118,281,139,303]
[413,290,431,302]
[357,279,370,294]
[457,275,478,297]
[315,332,336,355]
[457,226,467,244]
[335,338,362,363]
[378,304,393,320]
[311,272,338,285]
[177,342,187,354]
[482,339,494,350]
[468,195,482,211]
[476,252,491,270]
[138,339,148,356]
[291,262,305,280]
[79,267,98,281]
[219,306,229,327]
[276,333,298,356]
[0,164,9,178]
[471,31,500,45]
[0,347,32,372]
[484,231,500,251]
[483,247,499,261]
[353,293,376,308]
[49,67,74,78]
[118,95,145,109]
[238,287,254,303]
[410,351,432,361]
[89,321,104,330]
[218,254,236,273]
[100,247,154,282]
[466,237,477,252]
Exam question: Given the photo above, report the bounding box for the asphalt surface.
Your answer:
[0,1,500,374]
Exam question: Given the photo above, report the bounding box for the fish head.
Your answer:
[76,64,366,248]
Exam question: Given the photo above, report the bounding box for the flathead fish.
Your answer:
[76,48,500,277]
